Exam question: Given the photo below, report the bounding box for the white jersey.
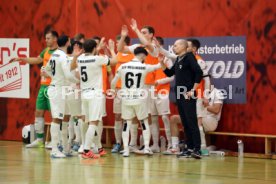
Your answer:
[207,88,224,121]
[77,54,109,92]
[111,58,160,105]
[45,49,70,86]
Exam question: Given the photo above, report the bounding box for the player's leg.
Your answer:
[158,94,172,149]
[129,117,139,152]
[112,94,123,153]
[135,102,152,156]
[48,86,66,158]
[121,104,135,157]
[163,115,181,155]
[26,85,48,148]
[197,98,207,149]
[150,98,160,153]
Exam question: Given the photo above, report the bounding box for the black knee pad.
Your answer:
[123,121,128,132]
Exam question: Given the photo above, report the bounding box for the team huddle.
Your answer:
[12,18,223,159]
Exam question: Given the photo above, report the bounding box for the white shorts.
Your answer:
[196,98,207,118]
[122,102,148,120]
[202,116,218,132]
[150,94,170,116]
[48,85,65,119]
[113,94,122,114]
[145,85,154,114]
[81,90,104,122]
[64,88,81,116]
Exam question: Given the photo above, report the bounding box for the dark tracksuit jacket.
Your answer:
[164,52,203,151]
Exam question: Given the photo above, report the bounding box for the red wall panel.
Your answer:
[0,0,275,153]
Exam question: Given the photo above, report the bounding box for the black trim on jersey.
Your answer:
[107,59,110,66]
[202,74,210,78]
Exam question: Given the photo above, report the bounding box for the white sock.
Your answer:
[61,122,69,152]
[80,119,88,146]
[35,117,45,141]
[96,121,103,148]
[162,115,172,147]
[122,120,131,150]
[74,118,81,143]
[130,123,138,146]
[50,122,60,152]
[141,119,151,149]
[84,124,98,151]
[68,118,74,144]
[114,120,122,144]
[199,126,206,149]
[150,116,159,147]
[172,136,179,149]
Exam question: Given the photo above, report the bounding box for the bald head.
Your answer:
[173,39,188,55]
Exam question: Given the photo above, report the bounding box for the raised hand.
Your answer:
[9,58,21,63]
[121,25,128,37]
[73,48,83,57]
[107,39,115,51]
[130,18,138,31]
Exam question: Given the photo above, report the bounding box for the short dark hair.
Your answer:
[45,30,59,39]
[156,36,164,46]
[57,34,69,47]
[67,39,83,54]
[92,36,101,42]
[134,47,148,56]
[142,26,155,35]
[83,39,97,53]
[116,35,131,45]
[187,38,201,50]
[74,33,85,41]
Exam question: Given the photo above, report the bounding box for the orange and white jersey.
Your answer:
[77,54,109,93]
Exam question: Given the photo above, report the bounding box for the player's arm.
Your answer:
[156,76,174,85]
[159,47,177,61]
[10,56,43,64]
[62,57,80,83]
[146,63,161,73]
[117,25,132,53]
[160,54,175,77]
[111,68,121,90]
[107,39,118,66]
[130,18,155,53]
[206,103,223,114]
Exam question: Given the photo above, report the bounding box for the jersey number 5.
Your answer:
[81,66,88,82]
[125,72,142,88]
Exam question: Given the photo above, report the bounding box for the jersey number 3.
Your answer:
[49,60,56,76]
[125,72,142,88]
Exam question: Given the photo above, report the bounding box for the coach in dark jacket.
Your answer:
[160,39,203,159]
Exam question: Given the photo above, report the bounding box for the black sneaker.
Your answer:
[191,150,202,159]
[177,149,192,158]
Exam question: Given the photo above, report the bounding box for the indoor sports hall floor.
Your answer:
[0,141,275,184]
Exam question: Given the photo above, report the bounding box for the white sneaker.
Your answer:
[119,150,125,154]
[129,145,138,153]
[144,148,153,156]
[63,149,78,157]
[123,149,130,157]
[78,144,84,153]
[150,145,160,153]
[162,147,180,155]
[51,150,66,158]
[26,139,44,148]
[45,142,52,149]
